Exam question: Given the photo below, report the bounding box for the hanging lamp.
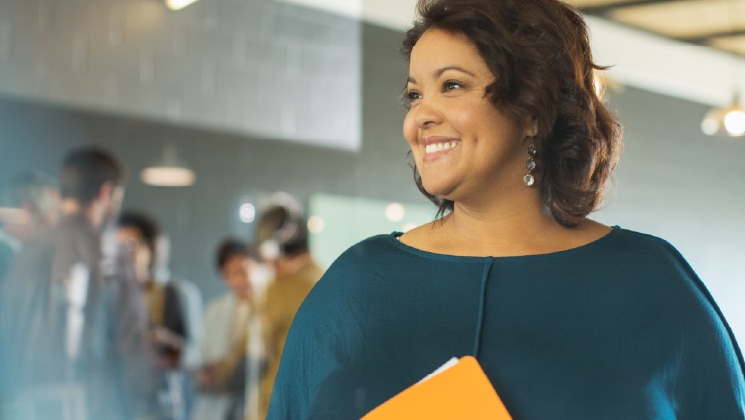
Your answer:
[140,144,196,187]
[701,93,745,137]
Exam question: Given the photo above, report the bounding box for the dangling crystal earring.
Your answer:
[522,138,537,187]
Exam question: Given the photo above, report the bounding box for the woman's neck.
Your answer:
[443,199,565,256]
[402,190,608,257]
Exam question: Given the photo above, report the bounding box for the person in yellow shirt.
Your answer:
[255,192,323,419]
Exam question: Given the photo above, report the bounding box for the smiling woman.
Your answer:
[401,3,620,229]
[265,0,745,418]
[402,29,531,217]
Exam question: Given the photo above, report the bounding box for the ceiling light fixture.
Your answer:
[701,0,745,138]
[165,0,200,11]
[140,144,196,187]
[701,94,745,137]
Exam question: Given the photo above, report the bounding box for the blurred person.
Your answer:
[256,192,323,419]
[0,170,60,282]
[193,238,266,420]
[0,170,59,417]
[152,234,204,370]
[116,210,196,420]
[0,147,152,420]
[266,0,745,418]
[152,233,205,418]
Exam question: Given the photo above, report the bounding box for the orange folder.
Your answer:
[361,356,512,419]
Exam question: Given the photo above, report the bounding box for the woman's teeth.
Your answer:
[425,141,459,154]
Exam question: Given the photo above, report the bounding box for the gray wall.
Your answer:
[595,88,745,343]
[0,0,362,150]
[0,3,743,344]
[0,21,415,302]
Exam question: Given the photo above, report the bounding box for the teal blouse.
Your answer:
[267,227,745,419]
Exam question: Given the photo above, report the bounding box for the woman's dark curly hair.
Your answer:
[401,0,622,226]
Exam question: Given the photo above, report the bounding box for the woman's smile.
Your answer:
[422,137,461,162]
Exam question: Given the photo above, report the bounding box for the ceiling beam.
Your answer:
[681,29,745,45]
[276,0,745,108]
[584,15,745,108]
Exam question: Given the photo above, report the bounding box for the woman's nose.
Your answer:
[412,99,442,128]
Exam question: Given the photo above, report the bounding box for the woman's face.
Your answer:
[116,226,152,284]
[403,29,532,206]
[221,254,253,301]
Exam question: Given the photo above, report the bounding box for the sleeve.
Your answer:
[0,238,59,389]
[653,239,745,417]
[674,291,745,418]
[265,260,364,420]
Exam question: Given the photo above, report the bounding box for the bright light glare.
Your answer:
[239,203,256,223]
[385,203,405,222]
[140,167,195,187]
[166,0,200,10]
[307,215,325,234]
[701,115,720,136]
[723,109,745,136]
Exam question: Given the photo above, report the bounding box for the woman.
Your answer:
[267,0,745,418]
[117,211,191,419]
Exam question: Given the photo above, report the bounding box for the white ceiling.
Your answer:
[276,0,745,109]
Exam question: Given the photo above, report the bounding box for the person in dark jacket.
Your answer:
[117,210,192,420]
[0,147,152,420]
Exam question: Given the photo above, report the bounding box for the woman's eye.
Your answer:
[402,90,421,109]
[443,81,463,91]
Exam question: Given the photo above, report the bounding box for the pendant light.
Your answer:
[701,93,745,137]
[701,0,745,138]
[140,144,196,187]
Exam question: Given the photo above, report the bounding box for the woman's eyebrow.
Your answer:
[407,65,477,84]
[435,65,476,78]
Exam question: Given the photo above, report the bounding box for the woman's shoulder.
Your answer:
[327,232,405,269]
[599,227,720,314]
[310,233,401,294]
[573,225,702,289]
[603,226,693,265]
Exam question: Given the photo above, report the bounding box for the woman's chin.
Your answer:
[422,182,454,201]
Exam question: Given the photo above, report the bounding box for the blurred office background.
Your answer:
[0,0,744,345]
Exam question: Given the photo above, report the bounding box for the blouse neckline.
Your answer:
[386,225,622,263]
